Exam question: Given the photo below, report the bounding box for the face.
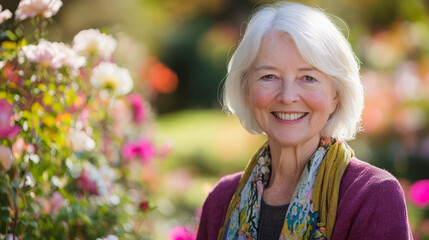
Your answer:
[246,31,338,147]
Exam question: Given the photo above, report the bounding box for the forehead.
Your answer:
[253,31,309,67]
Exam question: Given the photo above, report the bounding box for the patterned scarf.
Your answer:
[218,138,353,240]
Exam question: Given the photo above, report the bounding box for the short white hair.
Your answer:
[222,2,364,141]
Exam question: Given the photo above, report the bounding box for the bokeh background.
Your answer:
[2,0,429,239]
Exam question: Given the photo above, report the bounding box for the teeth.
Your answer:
[273,112,306,120]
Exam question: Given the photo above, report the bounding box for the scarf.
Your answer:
[218,138,353,240]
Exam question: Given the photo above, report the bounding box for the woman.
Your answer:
[197,2,412,240]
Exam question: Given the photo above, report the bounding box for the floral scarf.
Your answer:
[218,138,354,240]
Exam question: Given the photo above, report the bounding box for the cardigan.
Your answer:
[196,157,413,240]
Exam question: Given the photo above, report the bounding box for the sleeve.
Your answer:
[196,172,242,240]
[333,173,413,240]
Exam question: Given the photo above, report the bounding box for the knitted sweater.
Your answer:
[196,157,413,240]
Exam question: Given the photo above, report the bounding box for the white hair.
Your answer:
[222,2,364,141]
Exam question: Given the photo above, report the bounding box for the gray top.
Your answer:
[257,199,289,239]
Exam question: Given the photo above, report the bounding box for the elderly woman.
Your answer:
[197,2,412,240]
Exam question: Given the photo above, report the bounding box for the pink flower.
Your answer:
[0,5,12,23]
[50,191,64,214]
[15,0,62,20]
[409,179,429,208]
[158,140,174,160]
[72,29,116,59]
[77,171,99,195]
[0,145,13,171]
[128,93,147,124]
[121,138,155,163]
[167,226,196,240]
[0,99,20,139]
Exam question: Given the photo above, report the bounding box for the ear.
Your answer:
[329,92,339,115]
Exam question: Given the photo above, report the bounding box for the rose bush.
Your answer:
[0,1,171,239]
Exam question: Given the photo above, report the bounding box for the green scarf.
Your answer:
[218,138,353,240]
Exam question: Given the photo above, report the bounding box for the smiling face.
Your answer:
[247,31,338,147]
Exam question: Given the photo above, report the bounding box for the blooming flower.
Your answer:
[96,235,119,240]
[128,93,147,124]
[0,5,12,23]
[167,225,196,240]
[0,99,20,139]
[0,145,13,171]
[15,0,62,20]
[139,201,149,211]
[68,128,95,152]
[90,62,133,95]
[78,163,115,196]
[72,29,116,59]
[121,137,156,163]
[77,170,99,195]
[50,191,64,214]
[409,179,429,208]
[22,40,85,71]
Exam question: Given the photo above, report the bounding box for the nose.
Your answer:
[276,79,299,104]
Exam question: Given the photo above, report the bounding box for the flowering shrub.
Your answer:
[0,1,168,239]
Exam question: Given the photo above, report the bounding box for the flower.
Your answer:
[145,58,178,94]
[41,191,64,214]
[0,99,20,139]
[0,145,13,171]
[77,170,99,195]
[15,0,63,20]
[409,179,429,208]
[167,226,196,240]
[68,128,95,152]
[72,29,116,59]
[78,163,115,196]
[21,40,85,71]
[96,235,119,240]
[139,201,149,211]
[121,137,156,163]
[50,191,64,214]
[90,62,133,95]
[0,5,12,23]
[128,93,147,124]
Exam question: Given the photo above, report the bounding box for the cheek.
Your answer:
[250,87,275,109]
[306,92,337,115]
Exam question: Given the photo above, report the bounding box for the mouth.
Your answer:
[272,112,308,121]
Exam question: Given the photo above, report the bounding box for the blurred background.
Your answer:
[2,0,429,239]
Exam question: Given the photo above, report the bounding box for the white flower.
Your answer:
[15,0,62,20]
[69,128,95,152]
[0,61,5,70]
[21,40,85,71]
[90,62,133,95]
[22,40,63,69]
[96,235,119,240]
[83,162,115,196]
[0,5,12,23]
[72,29,116,59]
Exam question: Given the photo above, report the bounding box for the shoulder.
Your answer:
[209,172,243,199]
[340,157,404,199]
[197,172,243,240]
[334,157,412,239]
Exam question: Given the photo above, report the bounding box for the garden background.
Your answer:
[1,0,429,239]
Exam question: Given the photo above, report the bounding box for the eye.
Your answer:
[303,75,316,82]
[261,74,276,81]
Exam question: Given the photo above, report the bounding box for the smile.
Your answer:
[272,112,308,121]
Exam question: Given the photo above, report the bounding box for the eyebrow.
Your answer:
[253,65,317,72]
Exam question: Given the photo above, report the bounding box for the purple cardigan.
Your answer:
[197,157,413,240]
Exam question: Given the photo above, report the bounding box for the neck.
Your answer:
[263,135,321,205]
